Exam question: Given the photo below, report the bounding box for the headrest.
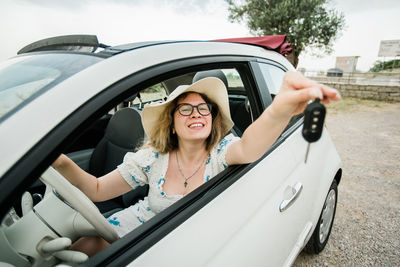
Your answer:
[192,69,228,88]
[105,108,144,148]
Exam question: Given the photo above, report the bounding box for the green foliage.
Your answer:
[225,72,243,87]
[146,83,164,93]
[226,0,345,66]
[369,59,400,72]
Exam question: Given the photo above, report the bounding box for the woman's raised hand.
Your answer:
[269,71,340,120]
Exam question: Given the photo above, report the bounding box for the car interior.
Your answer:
[4,68,254,221]
[87,68,253,216]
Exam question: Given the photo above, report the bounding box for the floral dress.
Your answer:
[107,134,240,237]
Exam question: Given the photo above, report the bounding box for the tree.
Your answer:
[369,59,400,72]
[226,0,345,67]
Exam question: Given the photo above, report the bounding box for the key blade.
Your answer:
[304,143,310,164]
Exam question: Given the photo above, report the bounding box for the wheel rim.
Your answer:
[319,189,336,243]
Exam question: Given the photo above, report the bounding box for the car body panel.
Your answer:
[127,125,341,267]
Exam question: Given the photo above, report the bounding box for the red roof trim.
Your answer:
[213,35,292,56]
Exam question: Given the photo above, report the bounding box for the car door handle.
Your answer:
[279,182,303,212]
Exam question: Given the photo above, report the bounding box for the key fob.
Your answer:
[302,98,326,143]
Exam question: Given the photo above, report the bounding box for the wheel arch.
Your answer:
[334,168,342,185]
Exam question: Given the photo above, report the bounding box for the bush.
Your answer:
[369,59,400,72]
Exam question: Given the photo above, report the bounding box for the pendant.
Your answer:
[184,181,188,187]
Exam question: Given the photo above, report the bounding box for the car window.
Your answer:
[0,53,102,122]
[258,63,285,96]
[222,69,244,91]
[137,68,245,99]
[130,68,252,135]
[131,83,168,108]
[258,63,303,128]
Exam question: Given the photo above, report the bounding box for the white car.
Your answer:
[0,35,342,267]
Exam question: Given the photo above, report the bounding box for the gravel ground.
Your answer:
[293,98,400,267]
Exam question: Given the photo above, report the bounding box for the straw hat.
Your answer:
[141,77,234,137]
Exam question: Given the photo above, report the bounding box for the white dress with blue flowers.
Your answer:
[107,134,239,237]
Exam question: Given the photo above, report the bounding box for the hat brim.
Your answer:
[142,77,234,137]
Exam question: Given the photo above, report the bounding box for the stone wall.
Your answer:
[308,77,400,102]
[323,82,400,102]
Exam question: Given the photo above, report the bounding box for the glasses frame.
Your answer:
[175,103,213,116]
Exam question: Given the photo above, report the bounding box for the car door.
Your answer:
[201,62,313,266]
[252,61,336,265]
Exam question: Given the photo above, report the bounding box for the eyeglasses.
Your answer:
[175,103,212,116]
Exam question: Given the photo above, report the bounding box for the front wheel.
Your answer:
[304,179,338,254]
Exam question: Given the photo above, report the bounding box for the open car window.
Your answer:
[124,68,253,136]
[131,83,167,108]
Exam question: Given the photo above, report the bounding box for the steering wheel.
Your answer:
[40,167,119,243]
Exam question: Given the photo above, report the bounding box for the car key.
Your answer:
[302,98,326,163]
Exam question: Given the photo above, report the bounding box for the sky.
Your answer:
[0,0,399,72]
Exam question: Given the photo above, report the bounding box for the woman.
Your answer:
[53,71,340,253]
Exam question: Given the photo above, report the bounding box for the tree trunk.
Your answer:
[286,50,300,68]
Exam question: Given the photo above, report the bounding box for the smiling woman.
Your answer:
[141,78,233,153]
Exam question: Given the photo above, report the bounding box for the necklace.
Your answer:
[176,151,205,187]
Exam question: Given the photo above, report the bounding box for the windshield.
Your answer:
[0,53,103,121]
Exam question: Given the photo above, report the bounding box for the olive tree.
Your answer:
[226,0,345,67]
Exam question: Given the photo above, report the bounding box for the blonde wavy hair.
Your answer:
[140,92,230,153]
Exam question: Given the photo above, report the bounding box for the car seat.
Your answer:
[192,69,229,89]
[88,107,149,214]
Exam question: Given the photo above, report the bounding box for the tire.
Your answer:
[304,179,338,254]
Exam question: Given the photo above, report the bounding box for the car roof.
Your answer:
[17,34,292,58]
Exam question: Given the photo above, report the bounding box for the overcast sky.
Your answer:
[1,0,399,71]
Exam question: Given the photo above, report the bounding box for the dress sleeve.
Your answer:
[117,147,158,189]
[212,133,240,168]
